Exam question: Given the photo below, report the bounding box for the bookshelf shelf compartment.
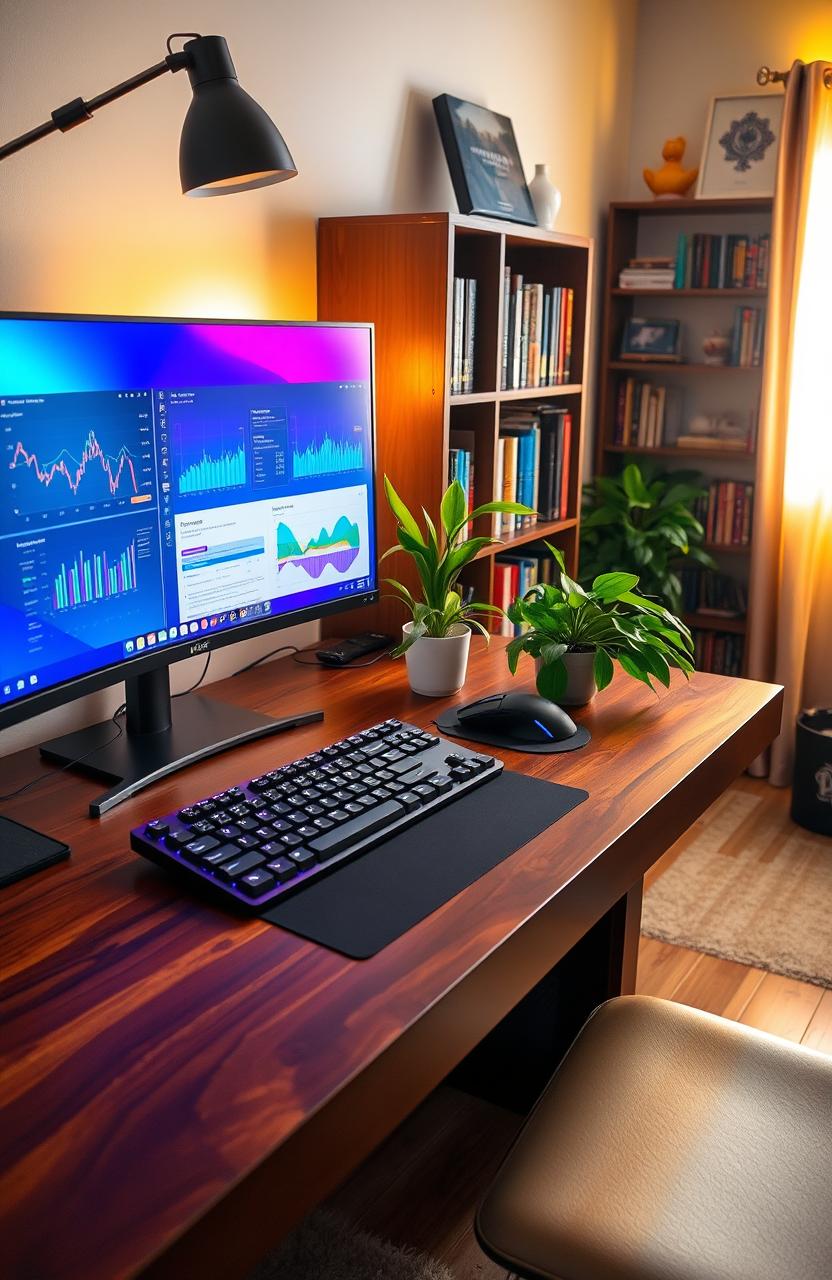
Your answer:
[608,361,762,374]
[605,445,755,461]
[611,287,767,299]
[318,212,592,637]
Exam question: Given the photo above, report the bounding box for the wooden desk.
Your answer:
[0,644,781,1280]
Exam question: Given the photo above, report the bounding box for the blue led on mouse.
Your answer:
[456,692,577,746]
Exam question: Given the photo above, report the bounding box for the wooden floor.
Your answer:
[323,777,831,1278]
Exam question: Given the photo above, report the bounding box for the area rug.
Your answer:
[249,1209,454,1280]
[641,783,832,989]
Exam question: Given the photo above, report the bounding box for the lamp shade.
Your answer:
[179,35,296,197]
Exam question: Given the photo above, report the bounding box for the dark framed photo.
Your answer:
[433,94,536,226]
[620,317,682,362]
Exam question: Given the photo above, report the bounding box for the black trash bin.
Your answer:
[791,709,832,836]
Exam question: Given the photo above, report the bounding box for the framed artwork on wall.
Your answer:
[696,92,785,198]
[432,94,536,225]
[620,317,682,361]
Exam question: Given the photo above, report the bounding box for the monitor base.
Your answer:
[40,670,323,816]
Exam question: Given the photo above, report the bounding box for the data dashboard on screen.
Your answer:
[0,316,376,709]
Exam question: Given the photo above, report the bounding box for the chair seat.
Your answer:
[476,995,832,1280]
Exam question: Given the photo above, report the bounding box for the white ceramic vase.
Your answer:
[536,649,597,706]
[528,164,562,230]
[403,622,471,697]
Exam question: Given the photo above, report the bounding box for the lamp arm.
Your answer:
[0,50,189,162]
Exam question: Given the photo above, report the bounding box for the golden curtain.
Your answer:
[747,60,832,784]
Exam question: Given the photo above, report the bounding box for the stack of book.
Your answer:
[618,256,675,290]
[693,481,754,546]
[501,271,574,390]
[692,630,744,677]
[496,406,573,536]
[613,377,682,448]
[729,306,765,366]
[450,276,478,395]
[673,233,770,289]
[680,568,747,618]
[493,549,560,636]
[448,427,475,536]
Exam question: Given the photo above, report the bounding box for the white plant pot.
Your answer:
[404,622,471,697]
[536,649,597,706]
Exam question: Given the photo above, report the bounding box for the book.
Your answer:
[462,277,477,394]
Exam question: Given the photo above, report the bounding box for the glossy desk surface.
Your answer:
[0,644,782,1279]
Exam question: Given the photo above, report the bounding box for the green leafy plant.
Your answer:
[580,462,715,612]
[507,542,694,701]
[382,475,534,655]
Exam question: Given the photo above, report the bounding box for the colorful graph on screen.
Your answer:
[9,430,139,501]
[276,515,360,578]
[292,433,364,479]
[177,443,246,496]
[52,538,138,610]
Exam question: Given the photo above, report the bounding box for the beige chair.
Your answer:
[477,995,832,1280]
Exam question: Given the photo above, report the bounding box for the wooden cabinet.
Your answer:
[318,212,593,638]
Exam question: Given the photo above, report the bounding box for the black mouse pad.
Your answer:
[435,707,591,754]
[264,771,587,958]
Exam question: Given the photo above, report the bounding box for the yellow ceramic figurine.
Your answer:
[643,137,698,198]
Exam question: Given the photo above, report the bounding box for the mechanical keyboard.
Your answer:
[131,719,503,912]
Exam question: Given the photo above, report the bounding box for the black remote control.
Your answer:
[315,633,393,666]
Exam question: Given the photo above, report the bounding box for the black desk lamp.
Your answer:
[0,32,297,195]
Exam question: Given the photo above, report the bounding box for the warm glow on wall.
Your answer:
[782,113,832,513]
[155,275,270,320]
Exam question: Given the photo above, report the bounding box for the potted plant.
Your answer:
[580,462,714,613]
[383,475,533,696]
[507,543,694,705]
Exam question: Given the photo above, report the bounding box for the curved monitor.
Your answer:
[0,313,378,731]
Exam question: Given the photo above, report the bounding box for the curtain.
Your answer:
[747,60,832,785]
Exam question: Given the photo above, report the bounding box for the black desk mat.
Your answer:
[264,771,587,958]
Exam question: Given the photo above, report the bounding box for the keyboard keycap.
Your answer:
[238,869,275,897]
[266,857,297,882]
[144,820,169,839]
[308,799,405,857]
[235,833,261,850]
[184,835,221,858]
[200,844,244,867]
[288,847,316,870]
[164,830,191,851]
[215,851,266,884]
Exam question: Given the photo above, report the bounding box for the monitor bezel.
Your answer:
[0,310,380,731]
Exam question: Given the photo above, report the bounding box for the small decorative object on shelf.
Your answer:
[696,93,784,198]
[676,412,753,451]
[432,94,536,225]
[528,163,561,229]
[702,331,730,365]
[506,542,694,706]
[643,136,699,198]
[382,475,532,696]
[620,316,681,362]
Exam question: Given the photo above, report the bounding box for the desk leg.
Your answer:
[449,879,644,1113]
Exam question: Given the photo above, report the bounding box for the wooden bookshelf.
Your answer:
[595,197,771,676]
[318,212,593,638]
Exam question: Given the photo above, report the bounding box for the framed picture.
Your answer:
[433,94,536,226]
[620,317,682,362]
[696,92,785,198]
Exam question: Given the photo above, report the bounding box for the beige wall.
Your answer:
[0,0,636,754]
[627,0,832,198]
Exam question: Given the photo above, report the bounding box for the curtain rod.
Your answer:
[757,64,832,87]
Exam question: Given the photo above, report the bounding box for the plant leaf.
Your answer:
[617,651,655,691]
[594,648,614,691]
[440,480,467,540]
[384,475,424,545]
[591,571,640,601]
[536,657,567,703]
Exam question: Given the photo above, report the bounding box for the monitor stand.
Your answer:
[39,667,323,817]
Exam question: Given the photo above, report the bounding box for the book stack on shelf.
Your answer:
[680,567,747,618]
[496,406,572,536]
[693,480,754,547]
[618,256,675,290]
[493,549,559,636]
[450,276,477,394]
[613,377,681,447]
[448,427,475,533]
[692,630,744,677]
[729,306,765,367]
[501,272,574,389]
[674,233,770,290]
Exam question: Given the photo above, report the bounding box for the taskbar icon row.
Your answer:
[122,600,274,656]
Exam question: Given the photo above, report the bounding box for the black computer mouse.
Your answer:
[456,691,577,745]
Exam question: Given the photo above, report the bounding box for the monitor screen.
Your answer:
[0,314,377,724]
